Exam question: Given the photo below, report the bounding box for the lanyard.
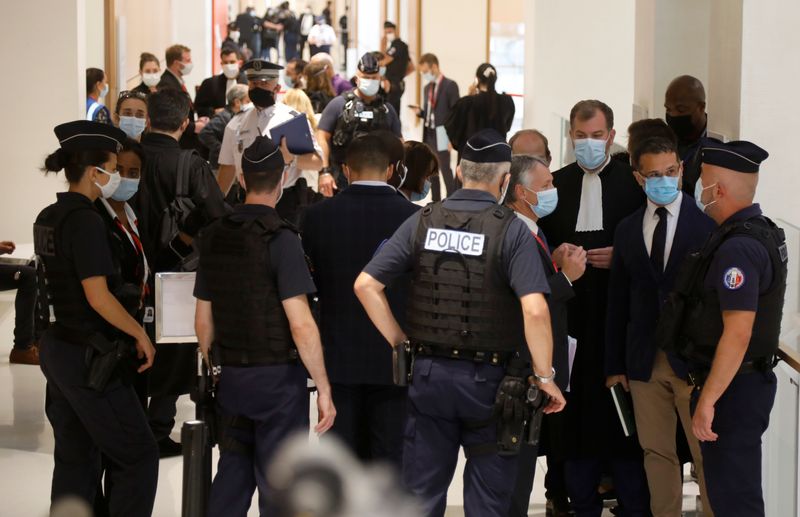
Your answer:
[427,75,444,127]
[532,231,558,272]
[113,218,150,298]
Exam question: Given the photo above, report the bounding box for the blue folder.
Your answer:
[267,113,315,155]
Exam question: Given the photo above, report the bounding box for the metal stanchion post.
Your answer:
[181,420,209,517]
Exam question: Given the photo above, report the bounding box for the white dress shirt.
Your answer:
[642,192,683,269]
[515,211,539,235]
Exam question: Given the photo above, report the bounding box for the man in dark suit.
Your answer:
[194,47,247,119]
[664,75,707,196]
[505,154,587,517]
[301,132,419,467]
[158,44,206,153]
[605,134,715,516]
[413,53,460,201]
[538,99,650,516]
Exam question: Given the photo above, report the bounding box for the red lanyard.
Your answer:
[532,231,558,272]
[428,75,443,110]
[114,218,149,297]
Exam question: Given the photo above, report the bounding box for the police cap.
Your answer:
[700,138,768,173]
[461,129,512,163]
[242,135,285,174]
[242,59,283,82]
[54,120,125,154]
[357,52,380,74]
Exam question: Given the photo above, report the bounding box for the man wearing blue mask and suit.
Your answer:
[301,133,419,467]
[538,99,648,516]
[505,154,587,517]
[605,134,716,517]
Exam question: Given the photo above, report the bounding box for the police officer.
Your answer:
[35,121,158,516]
[217,58,323,220]
[194,135,336,516]
[317,52,402,194]
[658,138,787,516]
[355,129,566,517]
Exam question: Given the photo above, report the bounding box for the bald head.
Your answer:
[510,130,552,164]
[698,163,758,223]
[664,75,707,142]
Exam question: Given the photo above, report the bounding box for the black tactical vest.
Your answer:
[331,91,391,163]
[406,203,524,352]
[33,198,125,336]
[198,211,296,358]
[657,215,787,367]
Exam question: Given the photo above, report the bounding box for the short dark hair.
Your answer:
[373,130,404,164]
[139,52,160,71]
[630,136,679,171]
[220,46,241,60]
[570,99,614,131]
[345,134,391,173]
[120,138,146,169]
[419,53,439,66]
[287,57,307,74]
[147,89,190,132]
[627,118,677,155]
[243,168,283,194]
[42,148,111,183]
[86,68,104,96]
[165,44,190,67]
[384,21,396,29]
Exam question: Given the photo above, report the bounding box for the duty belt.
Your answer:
[215,346,299,367]
[412,342,512,366]
[688,356,778,387]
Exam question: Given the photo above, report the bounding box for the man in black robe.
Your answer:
[538,99,649,516]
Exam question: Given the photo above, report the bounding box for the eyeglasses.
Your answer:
[118,90,148,102]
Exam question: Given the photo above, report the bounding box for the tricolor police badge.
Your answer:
[723,267,745,290]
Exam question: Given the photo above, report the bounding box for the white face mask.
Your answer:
[142,73,160,87]
[100,83,109,98]
[241,102,255,112]
[230,30,240,42]
[94,167,121,199]
[181,61,193,75]
[222,63,240,79]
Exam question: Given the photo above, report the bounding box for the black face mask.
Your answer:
[665,113,697,142]
[249,87,276,109]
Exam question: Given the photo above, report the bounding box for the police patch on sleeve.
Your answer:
[723,267,746,290]
[424,228,485,256]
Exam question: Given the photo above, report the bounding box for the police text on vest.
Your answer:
[424,229,485,256]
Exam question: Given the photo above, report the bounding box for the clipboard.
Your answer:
[154,272,198,344]
[267,113,315,155]
[610,383,637,437]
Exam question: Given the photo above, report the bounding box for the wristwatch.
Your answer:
[319,166,333,177]
[534,367,556,384]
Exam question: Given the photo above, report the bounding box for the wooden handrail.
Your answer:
[778,342,800,373]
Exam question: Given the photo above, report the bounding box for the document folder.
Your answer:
[267,113,315,155]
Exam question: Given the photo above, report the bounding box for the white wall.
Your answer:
[706,0,742,141]
[173,0,214,98]
[526,0,636,167]
[0,0,86,244]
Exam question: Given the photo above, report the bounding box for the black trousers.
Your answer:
[39,332,158,516]
[423,127,460,201]
[330,383,407,468]
[0,263,37,349]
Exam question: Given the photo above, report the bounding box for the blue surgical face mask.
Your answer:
[644,175,680,205]
[285,75,295,88]
[379,66,387,77]
[694,179,717,213]
[410,179,431,202]
[100,83,109,98]
[111,177,140,202]
[119,116,146,139]
[358,78,380,97]
[527,187,559,218]
[573,137,608,170]
[422,72,436,83]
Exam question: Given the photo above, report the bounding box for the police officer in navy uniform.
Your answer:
[355,129,566,517]
[194,135,336,516]
[317,52,402,193]
[658,138,787,517]
[35,121,158,516]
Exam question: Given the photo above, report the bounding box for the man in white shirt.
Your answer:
[605,133,716,516]
[308,16,337,56]
[217,59,323,224]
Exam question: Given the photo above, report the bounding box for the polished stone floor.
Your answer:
[0,294,700,516]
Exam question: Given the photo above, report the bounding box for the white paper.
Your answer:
[436,125,450,152]
[0,243,34,266]
[155,272,198,343]
[566,335,577,392]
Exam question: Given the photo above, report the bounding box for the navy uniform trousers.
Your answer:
[39,332,159,517]
[403,356,518,517]
[691,371,777,517]
[207,363,309,517]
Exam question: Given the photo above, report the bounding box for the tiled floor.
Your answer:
[0,295,700,516]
